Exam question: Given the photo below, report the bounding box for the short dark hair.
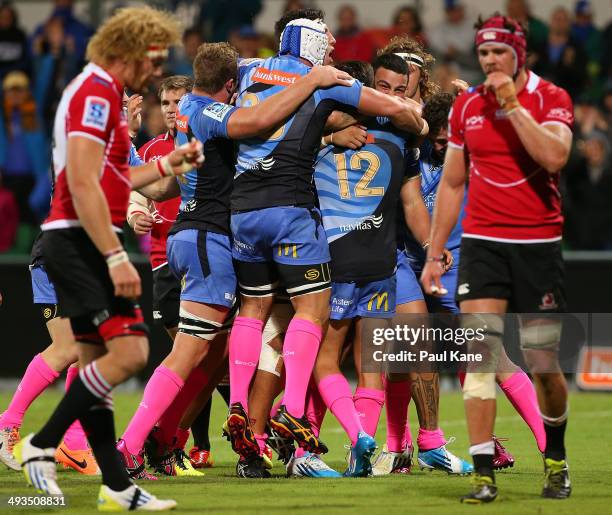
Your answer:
[193,43,238,93]
[274,8,325,39]
[422,92,454,136]
[372,53,409,77]
[158,75,193,98]
[334,61,374,88]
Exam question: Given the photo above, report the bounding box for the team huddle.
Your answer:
[0,5,574,510]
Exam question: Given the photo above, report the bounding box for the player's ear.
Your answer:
[225,78,236,95]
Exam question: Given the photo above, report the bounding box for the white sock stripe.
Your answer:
[469,441,495,456]
[86,364,111,396]
[89,362,112,392]
[541,406,569,426]
[80,367,106,399]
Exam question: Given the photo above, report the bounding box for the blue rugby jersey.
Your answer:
[402,138,466,263]
[315,117,418,283]
[231,55,363,212]
[170,93,237,236]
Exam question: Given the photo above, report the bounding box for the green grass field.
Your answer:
[1,390,611,514]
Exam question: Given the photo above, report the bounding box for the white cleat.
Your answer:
[97,484,177,511]
[13,433,62,495]
[372,444,413,476]
[0,425,21,471]
[286,451,342,478]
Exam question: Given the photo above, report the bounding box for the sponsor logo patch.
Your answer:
[252,67,301,86]
[304,269,320,281]
[203,102,233,122]
[82,96,110,131]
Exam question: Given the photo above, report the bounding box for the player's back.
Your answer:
[171,92,236,236]
[232,54,362,212]
[315,117,413,283]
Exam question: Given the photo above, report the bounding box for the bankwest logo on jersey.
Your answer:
[252,67,301,86]
[576,347,612,391]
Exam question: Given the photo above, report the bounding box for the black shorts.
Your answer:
[456,237,566,313]
[41,228,141,338]
[152,264,181,329]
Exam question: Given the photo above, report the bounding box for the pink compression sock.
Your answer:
[319,374,362,445]
[157,367,208,447]
[254,433,267,455]
[63,366,90,450]
[270,398,282,419]
[281,318,322,418]
[417,428,446,451]
[500,370,547,452]
[0,354,59,427]
[305,379,327,437]
[353,387,384,437]
[384,378,412,453]
[121,366,184,455]
[229,317,263,411]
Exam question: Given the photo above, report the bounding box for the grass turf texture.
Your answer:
[0,390,610,514]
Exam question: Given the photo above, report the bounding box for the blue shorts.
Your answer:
[396,249,424,306]
[330,275,396,320]
[406,248,460,314]
[167,229,236,308]
[30,265,58,305]
[231,207,330,266]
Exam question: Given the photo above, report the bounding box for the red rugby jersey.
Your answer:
[138,132,179,269]
[448,71,573,242]
[43,63,130,232]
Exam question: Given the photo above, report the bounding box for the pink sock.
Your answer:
[281,318,322,418]
[0,354,59,427]
[417,428,446,451]
[63,366,90,450]
[353,387,384,437]
[229,317,263,411]
[174,428,190,451]
[500,370,546,452]
[318,374,362,445]
[157,367,208,446]
[305,379,327,437]
[384,378,412,452]
[121,366,184,455]
[254,433,267,455]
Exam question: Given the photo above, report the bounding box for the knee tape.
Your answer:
[262,303,293,344]
[178,307,222,341]
[462,372,497,400]
[461,314,503,400]
[258,341,282,377]
[520,321,562,350]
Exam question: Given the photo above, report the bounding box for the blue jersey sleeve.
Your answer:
[192,101,238,141]
[128,144,144,166]
[316,80,363,108]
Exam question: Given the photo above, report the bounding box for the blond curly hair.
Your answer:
[86,7,181,66]
[379,36,440,102]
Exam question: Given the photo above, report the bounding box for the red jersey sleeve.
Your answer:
[66,81,117,145]
[447,91,468,149]
[539,84,574,129]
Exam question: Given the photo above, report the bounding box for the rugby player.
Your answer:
[116,41,354,478]
[229,9,426,457]
[13,7,206,510]
[422,14,573,503]
[369,38,472,476]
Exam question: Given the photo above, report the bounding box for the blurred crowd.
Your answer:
[0,0,611,253]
